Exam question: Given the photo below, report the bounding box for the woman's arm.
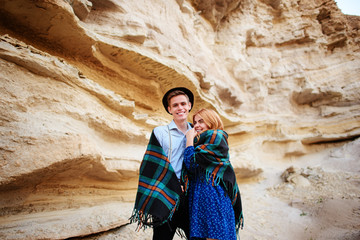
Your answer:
[184,128,199,173]
[183,146,196,173]
[186,128,197,147]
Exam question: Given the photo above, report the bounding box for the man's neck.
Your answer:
[173,119,188,134]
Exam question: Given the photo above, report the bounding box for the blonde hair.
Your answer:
[193,108,224,130]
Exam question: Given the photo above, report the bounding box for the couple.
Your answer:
[130,87,243,240]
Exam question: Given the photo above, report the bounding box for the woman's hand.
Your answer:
[186,128,197,147]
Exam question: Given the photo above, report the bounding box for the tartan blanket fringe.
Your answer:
[129,197,180,230]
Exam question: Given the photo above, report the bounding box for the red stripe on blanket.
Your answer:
[139,160,175,212]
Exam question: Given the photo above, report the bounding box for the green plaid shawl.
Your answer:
[183,129,244,231]
[130,130,182,228]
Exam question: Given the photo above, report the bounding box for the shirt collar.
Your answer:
[169,120,191,131]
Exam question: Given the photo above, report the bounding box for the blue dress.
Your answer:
[184,146,236,240]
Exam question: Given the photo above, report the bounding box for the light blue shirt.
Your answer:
[153,120,192,179]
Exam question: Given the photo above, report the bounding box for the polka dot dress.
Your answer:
[184,147,236,240]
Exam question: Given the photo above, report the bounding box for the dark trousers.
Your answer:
[153,194,190,240]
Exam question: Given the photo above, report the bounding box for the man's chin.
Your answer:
[174,114,188,121]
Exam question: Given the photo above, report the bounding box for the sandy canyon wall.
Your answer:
[0,0,359,239]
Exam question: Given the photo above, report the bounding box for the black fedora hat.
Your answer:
[162,87,194,114]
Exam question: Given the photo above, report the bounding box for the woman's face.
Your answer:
[193,114,209,133]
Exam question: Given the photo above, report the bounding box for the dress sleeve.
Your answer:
[184,146,197,173]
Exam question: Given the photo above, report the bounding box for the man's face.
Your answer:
[167,95,191,121]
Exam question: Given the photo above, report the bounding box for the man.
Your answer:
[130,87,194,240]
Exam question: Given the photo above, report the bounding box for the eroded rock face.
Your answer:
[0,0,359,239]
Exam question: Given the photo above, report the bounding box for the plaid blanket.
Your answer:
[183,129,244,231]
[130,130,182,228]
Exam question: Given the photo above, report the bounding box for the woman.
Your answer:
[182,109,243,240]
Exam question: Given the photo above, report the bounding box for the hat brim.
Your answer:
[162,87,194,114]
